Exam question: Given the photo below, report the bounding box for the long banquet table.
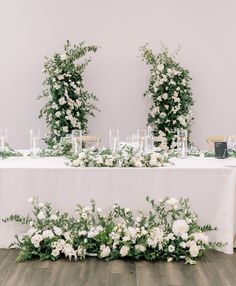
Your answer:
[0,156,236,254]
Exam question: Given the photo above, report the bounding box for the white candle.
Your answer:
[140,138,144,152]
[73,138,78,153]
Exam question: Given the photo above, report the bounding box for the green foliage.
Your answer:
[3,196,224,264]
[140,43,194,149]
[39,40,99,148]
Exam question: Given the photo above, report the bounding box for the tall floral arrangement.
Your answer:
[39,41,99,147]
[140,44,194,149]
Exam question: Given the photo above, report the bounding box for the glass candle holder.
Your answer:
[30,129,41,157]
[71,129,82,154]
[109,130,119,152]
[0,128,8,152]
[137,129,147,152]
[177,129,188,159]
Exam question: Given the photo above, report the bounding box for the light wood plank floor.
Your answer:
[0,249,236,286]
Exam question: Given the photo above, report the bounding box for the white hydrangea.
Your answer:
[172,220,189,236]
[59,97,66,105]
[31,234,43,248]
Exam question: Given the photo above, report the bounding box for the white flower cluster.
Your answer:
[39,41,98,147]
[141,44,194,149]
[5,196,222,264]
[71,146,171,168]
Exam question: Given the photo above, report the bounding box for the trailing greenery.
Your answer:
[39,40,99,148]
[140,43,194,149]
[0,145,23,159]
[3,196,223,264]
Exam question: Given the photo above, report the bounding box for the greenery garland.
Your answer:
[39,41,99,148]
[0,145,23,159]
[140,44,194,149]
[3,197,223,264]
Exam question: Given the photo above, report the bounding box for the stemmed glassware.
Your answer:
[0,128,8,152]
[137,129,147,152]
[109,130,119,152]
[30,129,41,157]
[144,126,154,153]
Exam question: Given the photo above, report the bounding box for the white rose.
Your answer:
[96,156,103,165]
[167,257,173,262]
[134,161,143,167]
[120,245,129,257]
[57,75,64,80]
[62,126,69,133]
[42,230,54,239]
[180,242,186,248]
[149,158,157,167]
[78,152,86,160]
[162,93,168,100]
[172,219,189,236]
[166,197,179,207]
[52,248,60,257]
[55,111,61,118]
[53,226,62,236]
[37,212,45,220]
[59,97,66,105]
[97,208,103,213]
[81,213,88,220]
[105,158,113,166]
[50,215,58,220]
[60,53,67,61]
[135,244,146,252]
[157,64,164,72]
[168,245,175,253]
[181,233,188,240]
[38,203,44,208]
[100,245,111,258]
[31,234,43,248]
[190,245,199,257]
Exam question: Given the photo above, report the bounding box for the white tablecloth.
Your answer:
[0,156,236,254]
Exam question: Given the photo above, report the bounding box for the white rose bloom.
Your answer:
[105,158,113,166]
[78,152,86,160]
[181,232,188,240]
[62,126,69,133]
[134,160,143,167]
[50,215,58,220]
[55,111,61,118]
[120,245,129,257]
[64,232,71,241]
[186,240,197,248]
[168,245,175,253]
[54,83,61,90]
[135,244,146,252]
[165,233,175,241]
[53,226,62,236]
[76,99,81,107]
[37,211,45,220]
[78,230,87,236]
[149,158,157,167]
[167,257,173,262]
[60,53,67,61]
[100,245,111,258]
[190,245,199,257]
[31,234,43,248]
[96,156,103,164]
[172,219,189,236]
[42,230,54,239]
[59,97,66,105]
[162,93,168,100]
[180,242,187,248]
[38,203,44,208]
[52,248,60,257]
[97,208,103,213]
[27,197,33,203]
[57,75,64,80]
[157,64,164,72]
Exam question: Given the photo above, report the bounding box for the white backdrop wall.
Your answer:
[0,0,235,149]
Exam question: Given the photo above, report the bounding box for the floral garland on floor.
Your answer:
[140,43,194,149]
[3,197,223,264]
[38,40,99,148]
[69,146,172,167]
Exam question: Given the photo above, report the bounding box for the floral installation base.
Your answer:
[3,196,223,264]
